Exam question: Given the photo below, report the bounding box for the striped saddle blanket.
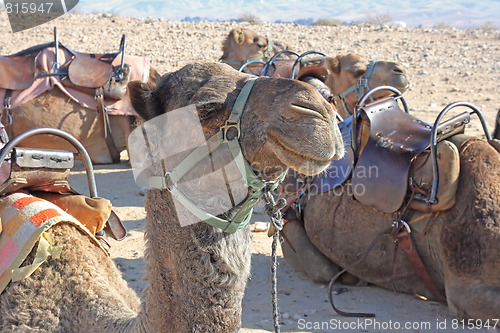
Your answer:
[0,192,106,293]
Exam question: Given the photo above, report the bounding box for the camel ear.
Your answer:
[325,56,341,74]
[231,28,245,45]
[128,80,162,121]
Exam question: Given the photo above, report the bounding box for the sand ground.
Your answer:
[2,11,499,333]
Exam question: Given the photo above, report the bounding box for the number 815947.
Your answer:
[5,2,54,14]
[451,319,499,330]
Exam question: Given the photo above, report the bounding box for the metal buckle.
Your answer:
[164,171,175,192]
[392,219,411,234]
[221,120,240,142]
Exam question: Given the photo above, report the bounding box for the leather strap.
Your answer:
[2,89,12,138]
[96,88,120,163]
[396,230,447,303]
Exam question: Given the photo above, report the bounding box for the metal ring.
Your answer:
[0,113,13,126]
[261,50,300,76]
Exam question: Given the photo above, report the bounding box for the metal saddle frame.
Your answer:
[239,50,329,82]
[0,127,126,241]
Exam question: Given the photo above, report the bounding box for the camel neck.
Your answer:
[139,189,252,332]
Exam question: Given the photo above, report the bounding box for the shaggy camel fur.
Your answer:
[281,135,500,320]
[10,67,159,164]
[220,28,293,72]
[0,62,343,332]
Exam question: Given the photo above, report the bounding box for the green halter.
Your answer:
[149,77,287,233]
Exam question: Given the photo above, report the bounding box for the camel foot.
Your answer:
[445,276,500,320]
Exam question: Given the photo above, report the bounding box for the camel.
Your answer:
[279,113,500,319]
[220,28,293,73]
[0,39,160,165]
[0,62,344,332]
[244,52,410,119]
[220,28,410,117]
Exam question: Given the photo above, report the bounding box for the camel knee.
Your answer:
[281,219,341,283]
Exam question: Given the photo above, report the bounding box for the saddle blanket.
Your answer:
[0,192,106,294]
[0,46,150,116]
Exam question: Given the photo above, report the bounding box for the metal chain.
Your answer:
[263,189,286,333]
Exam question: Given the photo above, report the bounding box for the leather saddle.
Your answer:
[0,42,125,95]
[290,95,468,216]
[351,96,466,213]
[0,43,50,90]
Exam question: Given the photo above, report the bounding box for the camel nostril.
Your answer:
[290,103,326,119]
[393,67,405,74]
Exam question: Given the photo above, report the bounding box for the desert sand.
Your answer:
[1,11,498,333]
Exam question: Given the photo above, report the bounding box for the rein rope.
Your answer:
[263,188,287,333]
[328,60,379,116]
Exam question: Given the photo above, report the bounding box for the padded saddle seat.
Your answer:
[0,43,51,90]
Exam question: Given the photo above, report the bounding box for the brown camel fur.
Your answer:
[494,109,500,140]
[281,135,500,320]
[220,28,293,73]
[10,67,160,164]
[0,62,343,332]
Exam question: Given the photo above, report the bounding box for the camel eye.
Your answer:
[354,69,366,77]
[253,37,266,48]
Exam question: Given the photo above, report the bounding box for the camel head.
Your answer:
[220,28,293,70]
[129,62,343,181]
[324,53,410,118]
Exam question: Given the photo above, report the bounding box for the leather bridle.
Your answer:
[327,60,379,119]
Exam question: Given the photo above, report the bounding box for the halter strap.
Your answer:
[150,77,286,233]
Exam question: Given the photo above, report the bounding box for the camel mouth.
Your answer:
[267,130,334,176]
